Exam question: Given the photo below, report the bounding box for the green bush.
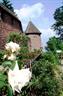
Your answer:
[7,32,29,47]
[29,59,62,96]
[41,51,59,64]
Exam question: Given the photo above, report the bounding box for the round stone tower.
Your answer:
[25,21,42,51]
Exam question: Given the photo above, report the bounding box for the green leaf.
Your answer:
[0,81,6,88]
[7,85,13,96]
[0,73,7,89]
[2,61,12,68]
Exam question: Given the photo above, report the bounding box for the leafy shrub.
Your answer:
[7,32,29,47]
[29,59,62,96]
[41,51,59,64]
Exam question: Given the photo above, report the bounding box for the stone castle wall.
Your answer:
[0,10,22,49]
[28,34,41,51]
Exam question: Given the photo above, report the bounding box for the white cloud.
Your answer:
[15,3,44,20]
[39,28,56,50]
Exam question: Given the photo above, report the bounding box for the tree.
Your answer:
[52,5,63,39]
[46,36,62,52]
[1,0,14,12]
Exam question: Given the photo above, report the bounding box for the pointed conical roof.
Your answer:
[25,21,41,35]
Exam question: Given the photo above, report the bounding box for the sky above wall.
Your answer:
[3,0,63,49]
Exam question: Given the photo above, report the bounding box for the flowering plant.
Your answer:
[0,41,32,95]
[8,61,32,93]
[4,41,20,60]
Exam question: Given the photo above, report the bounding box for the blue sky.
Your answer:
[4,0,63,49]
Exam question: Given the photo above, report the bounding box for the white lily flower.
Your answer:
[8,61,19,92]
[8,61,32,93]
[8,69,15,92]
[8,54,16,60]
[3,53,16,60]
[3,55,7,59]
[5,42,20,53]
